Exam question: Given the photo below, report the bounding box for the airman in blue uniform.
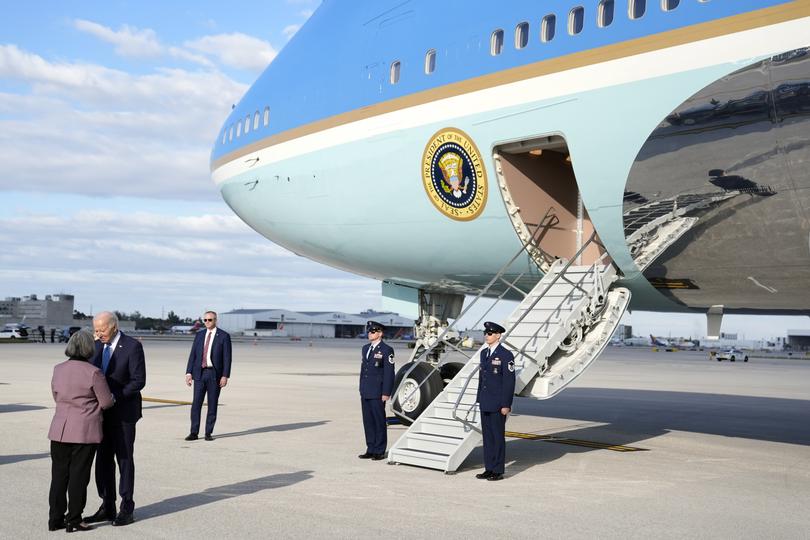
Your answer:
[358,321,395,460]
[475,321,516,481]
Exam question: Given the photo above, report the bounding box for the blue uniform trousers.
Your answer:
[191,368,221,436]
[481,410,507,474]
[361,398,387,454]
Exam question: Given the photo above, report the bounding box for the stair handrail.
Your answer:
[390,208,555,421]
[451,363,482,431]
[502,231,614,374]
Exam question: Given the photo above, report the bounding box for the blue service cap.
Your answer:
[483,321,506,334]
[366,320,385,333]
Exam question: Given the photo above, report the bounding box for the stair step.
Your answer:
[388,448,449,470]
[405,432,464,453]
[418,417,477,437]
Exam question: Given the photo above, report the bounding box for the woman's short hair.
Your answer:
[64,329,96,360]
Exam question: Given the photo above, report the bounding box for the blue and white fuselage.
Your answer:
[211,0,810,316]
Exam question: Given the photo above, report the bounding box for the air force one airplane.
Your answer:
[209,1,810,470]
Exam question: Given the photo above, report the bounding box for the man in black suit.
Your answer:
[86,311,146,526]
[185,311,232,441]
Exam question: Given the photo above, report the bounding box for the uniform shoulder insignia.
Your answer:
[507,360,515,372]
[388,352,395,364]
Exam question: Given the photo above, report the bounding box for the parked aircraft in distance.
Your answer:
[208,0,810,471]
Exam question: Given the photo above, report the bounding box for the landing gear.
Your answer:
[392,362,443,425]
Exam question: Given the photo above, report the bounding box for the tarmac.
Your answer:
[1,339,809,539]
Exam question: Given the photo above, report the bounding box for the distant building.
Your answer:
[787,329,810,351]
[0,294,75,330]
[218,308,413,339]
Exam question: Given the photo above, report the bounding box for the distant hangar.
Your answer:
[218,309,414,339]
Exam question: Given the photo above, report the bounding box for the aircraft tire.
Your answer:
[392,362,443,426]
[439,362,465,385]
[744,356,748,362]
[731,356,736,362]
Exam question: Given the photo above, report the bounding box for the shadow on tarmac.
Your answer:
[134,471,314,521]
[0,452,50,465]
[0,403,47,413]
[454,387,810,478]
[215,421,329,439]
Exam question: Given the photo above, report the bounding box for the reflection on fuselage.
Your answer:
[624,47,810,314]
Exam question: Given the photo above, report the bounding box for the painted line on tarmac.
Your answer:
[143,397,193,406]
[505,431,648,452]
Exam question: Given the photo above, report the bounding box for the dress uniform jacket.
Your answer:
[476,343,516,412]
[359,341,395,398]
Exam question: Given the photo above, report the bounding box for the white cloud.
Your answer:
[0,208,378,318]
[184,33,276,72]
[74,19,162,58]
[0,45,247,199]
[282,24,301,39]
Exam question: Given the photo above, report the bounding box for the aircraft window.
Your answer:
[515,22,529,49]
[229,125,234,142]
[661,0,679,9]
[568,7,584,35]
[253,111,260,130]
[491,29,504,55]
[425,49,436,74]
[236,121,241,138]
[629,0,646,19]
[244,115,251,134]
[263,106,270,127]
[221,130,226,145]
[598,0,615,26]
[390,61,401,84]
[541,15,556,43]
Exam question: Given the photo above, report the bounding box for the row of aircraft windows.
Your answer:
[388,0,710,84]
[221,106,271,145]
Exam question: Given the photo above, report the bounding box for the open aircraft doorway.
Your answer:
[493,135,604,269]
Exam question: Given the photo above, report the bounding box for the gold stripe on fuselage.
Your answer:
[211,1,810,171]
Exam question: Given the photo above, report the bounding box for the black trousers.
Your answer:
[361,398,387,454]
[190,368,221,436]
[481,411,507,474]
[95,421,136,514]
[49,441,97,526]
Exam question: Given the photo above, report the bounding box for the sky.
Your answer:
[0,1,807,338]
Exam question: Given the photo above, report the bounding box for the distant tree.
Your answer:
[166,310,181,324]
[72,309,88,320]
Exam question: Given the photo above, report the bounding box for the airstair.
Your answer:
[387,230,631,473]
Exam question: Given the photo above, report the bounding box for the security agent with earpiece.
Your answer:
[475,321,516,481]
[358,321,395,460]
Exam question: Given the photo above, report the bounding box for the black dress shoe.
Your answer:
[487,473,504,481]
[204,434,214,441]
[66,522,94,532]
[85,506,115,523]
[184,433,198,441]
[111,512,134,527]
[475,470,493,479]
[371,453,386,460]
[47,518,66,531]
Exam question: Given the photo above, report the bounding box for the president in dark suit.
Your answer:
[86,311,146,526]
[185,311,232,441]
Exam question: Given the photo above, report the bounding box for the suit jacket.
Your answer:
[359,341,395,399]
[91,332,146,424]
[49,359,114,444]
[476,343,516,412]
[185,328,232,380]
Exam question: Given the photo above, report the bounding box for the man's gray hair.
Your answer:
[94,311,119,328]
[64,329,96,361]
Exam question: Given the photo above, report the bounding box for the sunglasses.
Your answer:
[368,329,381,334]
[203,318,214,322]
[484,331,499,336]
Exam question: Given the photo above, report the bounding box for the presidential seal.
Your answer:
[421,127,487,221]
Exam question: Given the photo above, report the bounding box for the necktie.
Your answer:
[367,345,373,359]
[482,347,490,363]
[102,344,112,374]
[202,331,212,368]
